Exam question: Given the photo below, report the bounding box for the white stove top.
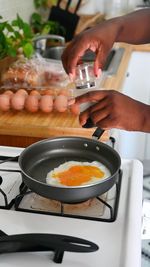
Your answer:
[0,146,143,267]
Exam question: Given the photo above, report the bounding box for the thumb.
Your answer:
[94,48,111,76]
[93,49,104,76]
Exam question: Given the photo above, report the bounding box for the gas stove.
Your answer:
[0,145,143,267]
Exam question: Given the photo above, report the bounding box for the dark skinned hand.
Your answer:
[62,20,120,78]
[72,90,150,132]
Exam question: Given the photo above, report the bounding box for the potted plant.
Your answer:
[0,14,35,60]
[0,14,35,81]
[31,0,65,37]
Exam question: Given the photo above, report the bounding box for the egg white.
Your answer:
[46,161,111,187]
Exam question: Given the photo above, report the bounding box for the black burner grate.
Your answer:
[0,152,122,222]
[0,175,14,209]
[14,170,122,222]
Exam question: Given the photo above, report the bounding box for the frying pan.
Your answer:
[19,128,121,204]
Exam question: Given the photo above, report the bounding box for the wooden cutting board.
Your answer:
[0,109,109,147]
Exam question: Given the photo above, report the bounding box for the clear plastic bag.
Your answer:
[1,55,70,90]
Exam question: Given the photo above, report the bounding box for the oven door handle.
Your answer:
[0,232,99,263]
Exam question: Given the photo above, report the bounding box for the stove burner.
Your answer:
[0,230,99,263]
[0,154,122,223]
[14,170,122,222]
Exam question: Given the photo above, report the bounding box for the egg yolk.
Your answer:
[53,165,105,186]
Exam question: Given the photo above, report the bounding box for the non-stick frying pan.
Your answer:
[19,128,121,204]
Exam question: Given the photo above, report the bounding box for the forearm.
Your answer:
[141,104,150,133]
[111,9,150,44]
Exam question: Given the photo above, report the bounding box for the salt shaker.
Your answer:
[74,63,97,90]
[74,63,100,128]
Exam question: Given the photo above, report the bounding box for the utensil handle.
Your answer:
[82,117,95,128]
[74,0,82,13]
[82,118,104,140]
[66,0,72,10]
[92,128,105,140]
[57,0,62,7]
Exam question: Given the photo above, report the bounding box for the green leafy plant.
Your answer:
[30,12,65,36]
[34,0,57,9]
[31,0,65,36]
[0,14,35,60]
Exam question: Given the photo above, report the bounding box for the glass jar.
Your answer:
[74,63,97,90]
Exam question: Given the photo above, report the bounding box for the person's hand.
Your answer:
[62,20,120,78]
[73,90,149,132]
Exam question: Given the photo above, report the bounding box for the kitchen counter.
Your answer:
[0,109,109,147]
[0,43,150,147]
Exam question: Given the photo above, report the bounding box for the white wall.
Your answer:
[78,0,104,14]
[78,0,144,15]
[0,0,35,22]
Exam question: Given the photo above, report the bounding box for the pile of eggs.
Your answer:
[0,89,80,114]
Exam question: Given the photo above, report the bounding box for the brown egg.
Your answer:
[0,94,11,111]
[70,103,80,115]
[11,89,28,111]
[4,90,14,96]
[11,94,26,111]
[68,98,75,106]
[30,90,41,99]
[41,89,54,96]
[39,95,53,113]
[58,89,69,96]
[54,95,68,112]
[25,95,39,113]
[16,89,28,96]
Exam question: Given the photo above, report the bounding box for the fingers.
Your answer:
[75,90,110,105]
[94,116,114,130]
[94,45,112,76]
[79,104,110,127]
[62,37,89,76]
[76,90,117,128]
[94,46,103,76]
[78,95,111,126]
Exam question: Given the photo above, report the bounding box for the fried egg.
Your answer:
[46,161,111,187]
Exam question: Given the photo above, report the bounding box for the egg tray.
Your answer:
[0,88,78,114]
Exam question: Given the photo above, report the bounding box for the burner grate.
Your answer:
[0,155,22,209]
[0,154,122,222]
[0,175,15,209]
[14,170,122,222]
[0,178,9,208]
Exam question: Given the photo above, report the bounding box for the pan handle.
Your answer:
[82,117,95,128]
[82,117,104,140]
[92,128,105,140]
